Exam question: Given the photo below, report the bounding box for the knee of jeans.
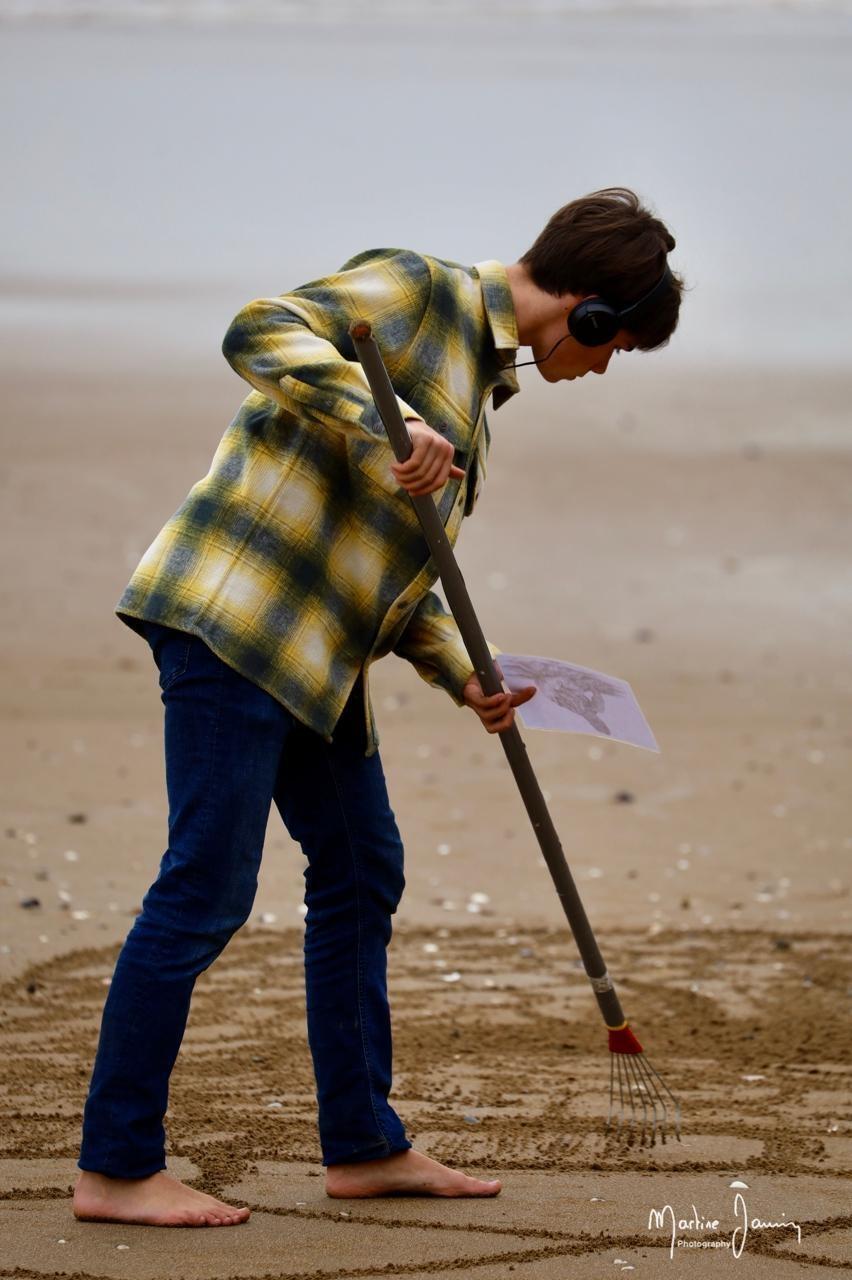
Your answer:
[142,863,259,939]
[372,842,406,916]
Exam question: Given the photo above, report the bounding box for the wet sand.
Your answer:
[1,355,851,1274]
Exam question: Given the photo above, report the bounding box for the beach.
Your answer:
[1,5,851,1275]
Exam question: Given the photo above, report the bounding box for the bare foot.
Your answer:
[73,1169,251,1227]
[325,1148,501,1198]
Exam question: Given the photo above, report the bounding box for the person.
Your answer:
[73,186,683,1226]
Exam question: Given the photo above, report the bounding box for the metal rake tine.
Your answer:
[625,1053,652,1145]
[607,1052,638,1141]
[634,1053,682,1142]
[606,1051,628,1137]
[606,1049,682,1147]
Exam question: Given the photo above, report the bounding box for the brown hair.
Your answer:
[517,187,686,352]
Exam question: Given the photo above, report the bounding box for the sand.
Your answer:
[1,353,851,1275]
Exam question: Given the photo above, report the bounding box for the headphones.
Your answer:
[509,260,674,367]
[568,261,674,346]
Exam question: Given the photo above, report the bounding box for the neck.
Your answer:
[504,261,569,349]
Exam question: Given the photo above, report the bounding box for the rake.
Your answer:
[350,320,681,1147]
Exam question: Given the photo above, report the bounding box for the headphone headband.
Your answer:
[616,261,675,320]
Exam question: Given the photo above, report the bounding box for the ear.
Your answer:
[561,290,591,313]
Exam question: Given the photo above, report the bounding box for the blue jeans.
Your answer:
[77,620,412,1175]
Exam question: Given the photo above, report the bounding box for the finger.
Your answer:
[395,453,442,489]
[480,699,512,722]
[486,713,513,733]
[408,457,448,494]
[468,688,506,706]
[510,686,538,705]
[449,464,465,478]
[392,441,429,473]
[414,443,454,485]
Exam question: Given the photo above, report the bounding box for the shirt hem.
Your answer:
[115,604,379,756]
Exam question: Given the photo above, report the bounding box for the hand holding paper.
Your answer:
[495,652,660,752]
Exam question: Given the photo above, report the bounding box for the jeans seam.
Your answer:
[150,652,225,962]
[325,750,391,1154]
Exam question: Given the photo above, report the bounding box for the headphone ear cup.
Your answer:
[568,297,619,347]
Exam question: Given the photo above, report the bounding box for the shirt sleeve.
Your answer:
[391,588,502,706]
[221,249,429,443]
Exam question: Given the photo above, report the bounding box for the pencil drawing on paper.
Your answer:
[506,657,624,736]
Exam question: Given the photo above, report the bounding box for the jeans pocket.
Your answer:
[144,621,194,692]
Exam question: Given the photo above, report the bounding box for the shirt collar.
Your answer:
[471,258,521,411]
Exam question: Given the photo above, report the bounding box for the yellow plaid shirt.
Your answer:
[115,247,521,755]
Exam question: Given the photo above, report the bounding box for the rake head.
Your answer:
[605,1023,682,1147]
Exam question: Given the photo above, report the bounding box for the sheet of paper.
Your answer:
[495,652,660,752]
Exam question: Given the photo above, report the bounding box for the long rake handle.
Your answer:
[350,320,626,1030]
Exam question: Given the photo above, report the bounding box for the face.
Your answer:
[532,293,636,383]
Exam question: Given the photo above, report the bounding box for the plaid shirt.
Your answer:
[115,246,521,755]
